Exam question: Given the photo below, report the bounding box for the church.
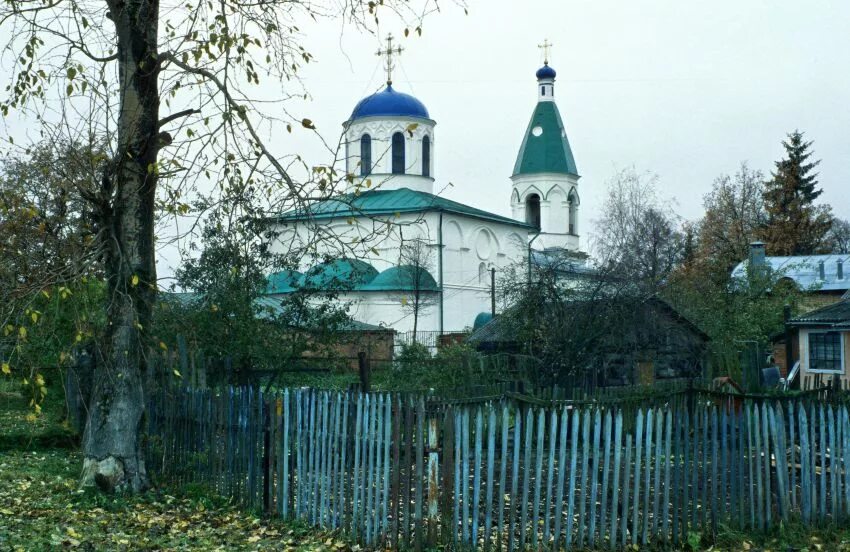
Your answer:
[264,40,583,339]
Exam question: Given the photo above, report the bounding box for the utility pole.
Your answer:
[490,267,496,317]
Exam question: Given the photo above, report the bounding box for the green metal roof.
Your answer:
[361,265,439,292]
[298,258,378,291]
[269,188,532,229]
[512,101,578,177]
[265,269,303,294]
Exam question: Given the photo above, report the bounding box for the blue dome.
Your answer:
[350,85,430,121]
[536,64,556,80]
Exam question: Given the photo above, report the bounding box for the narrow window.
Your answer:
[359,134,372,176]
[809,332,843,373]
[525,194,541,229]
[392,132,405,174]
[422,135,431,177]
[541,86,546,96]
[478,262,488,285]
[568,190,579,234]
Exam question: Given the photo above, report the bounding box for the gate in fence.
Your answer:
[146,387,850,550]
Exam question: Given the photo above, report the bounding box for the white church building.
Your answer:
[264,43,583,338]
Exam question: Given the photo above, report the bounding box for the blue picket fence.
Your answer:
[146,387,850,550]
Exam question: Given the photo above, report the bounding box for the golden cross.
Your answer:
[538,39,553,64]
[376,33,404,86]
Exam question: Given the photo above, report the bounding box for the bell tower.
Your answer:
[511,41,581,251]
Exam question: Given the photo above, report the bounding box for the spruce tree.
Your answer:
[760,130,833,255]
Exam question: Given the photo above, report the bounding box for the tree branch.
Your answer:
[158,108,200,128]
[161,51,298,194]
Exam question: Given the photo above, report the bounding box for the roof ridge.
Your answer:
[271,187,532,228]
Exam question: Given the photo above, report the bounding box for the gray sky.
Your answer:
[292,0,850,252]
[2,0,848,277]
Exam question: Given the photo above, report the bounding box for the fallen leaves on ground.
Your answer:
[0,449,356,551]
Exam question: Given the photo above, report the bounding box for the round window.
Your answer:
[532,126,543,137]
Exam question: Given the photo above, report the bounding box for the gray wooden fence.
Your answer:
[146,387,850,550]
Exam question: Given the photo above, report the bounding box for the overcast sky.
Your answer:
[3,0,848,277]
[290,0,850,253]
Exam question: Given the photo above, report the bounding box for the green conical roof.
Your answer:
[512,101,578,177]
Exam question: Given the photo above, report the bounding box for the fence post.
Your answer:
[427,414,440,547]
[358,352,371,393]
[441,406,455,544]
[262,397,271,514]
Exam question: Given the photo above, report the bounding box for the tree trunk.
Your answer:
[81,0,160,493]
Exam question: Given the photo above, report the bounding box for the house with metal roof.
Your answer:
[732,242,850,305]
[263,43,587,338]
[780,299,850,390]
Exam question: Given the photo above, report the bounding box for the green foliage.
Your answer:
[394,341,431,365]
[686,530,702,550]
[0,382,77,450]
[667,247,805,380]
[0,141,105,393]
[435,340,479,365]
[1,278,105,410]
[760,130,833,255]
[154,210,353,380]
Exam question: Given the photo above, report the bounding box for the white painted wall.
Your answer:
[798,327,848,377]
[510,172,580,251]
[266,209,530,332]
[343,116,436,194]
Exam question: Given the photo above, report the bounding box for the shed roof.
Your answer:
[468,296,709,345]
[788,300,850,328]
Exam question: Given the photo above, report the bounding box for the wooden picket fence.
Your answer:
[146,387,850,550]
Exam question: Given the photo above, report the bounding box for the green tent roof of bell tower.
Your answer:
[512,101,579,177]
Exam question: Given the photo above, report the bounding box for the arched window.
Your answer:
[478,262,488,285]
[391,132,405,174]
[525,193,541,229]
[359,134,372,176]
[568,189,579,234]
[422,135,431,177]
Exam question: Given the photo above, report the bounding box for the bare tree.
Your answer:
[593,167,684,290]
[494,254,707,389]
[0,0,454,491]
[397,237,438,340]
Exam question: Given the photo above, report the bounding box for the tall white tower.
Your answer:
[343,35,435,194]
[511,46,581,251]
